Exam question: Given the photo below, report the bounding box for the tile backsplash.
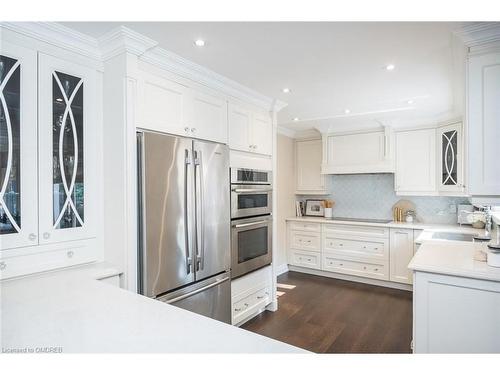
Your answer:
[298,174,470,224]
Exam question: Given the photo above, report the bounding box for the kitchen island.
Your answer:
[409,241,500,353]
[0,264,305,353]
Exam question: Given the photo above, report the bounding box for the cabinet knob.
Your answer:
[339,243,343,246]
[67,251,74,258]
[234,307,242,312]
[374,268,379,272]
[307,258,311,261]
[29,233,37,241]
[339,263,343,266]
[43,232,50,240]
[254,145,258,150]
[191,128,196,133]
[0,262,6,270]
[184,127,190,132]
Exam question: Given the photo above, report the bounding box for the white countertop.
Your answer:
[286,216,478,231]
[0,263,304,353]
[408,241,500,282]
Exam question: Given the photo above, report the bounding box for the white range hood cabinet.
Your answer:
[320,126,395,175]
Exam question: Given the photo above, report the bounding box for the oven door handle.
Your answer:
[232,220,269,228]
[231,188,272,193]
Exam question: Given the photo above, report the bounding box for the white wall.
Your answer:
[276,134,295,272]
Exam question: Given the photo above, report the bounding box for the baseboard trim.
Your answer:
[275,263,289,276]
[288,265,413,291]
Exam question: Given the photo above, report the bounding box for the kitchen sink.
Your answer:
[431,232,475,242]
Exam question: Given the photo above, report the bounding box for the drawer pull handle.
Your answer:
[29,233,37,241]
[363,246,367,249]
[43,232,50,240]
[257,295,265,299]
[0,261,6,270]
[339,243,343,246]
[339,263,343,266]
[374,268,379,272]
[307,258,311,261]
[234,307,242,312]
[374,247,378,250]
[67,251,74,258]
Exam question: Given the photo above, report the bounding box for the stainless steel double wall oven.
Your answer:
[230,168,273,278]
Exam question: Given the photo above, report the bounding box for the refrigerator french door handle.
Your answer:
[184,149,193,275]
[194,150,205,271]
[162,277,230,304]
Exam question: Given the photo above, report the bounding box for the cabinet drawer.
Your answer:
[98,275,121,288]
[323,235,388,260]
[0,239,98,280]
[289,221,321,233]
[322,254,388,281]
[232,286,271,325]
[289,249,321,270]
[323,224,389,239]
[290,230,321,252]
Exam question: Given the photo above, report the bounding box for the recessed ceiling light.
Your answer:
[344,109,351,114]
[293,117,299,122]
[194,39,205,47]
[407,99,414,105]
[282,88,291,93]
[386,64,395,71]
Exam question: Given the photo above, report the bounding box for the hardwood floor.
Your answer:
[241,271,413,353]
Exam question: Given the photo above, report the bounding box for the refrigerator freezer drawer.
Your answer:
[157,272,231,324]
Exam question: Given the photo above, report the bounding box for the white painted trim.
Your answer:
[288,265,413,291]
[455,22,500,49]
[0,22,101,60]
[277,126,296,138]
[275,263,289,276]
[140,44,284,112]
[98,26,158,61]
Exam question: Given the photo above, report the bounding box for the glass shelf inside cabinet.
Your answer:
[52,71,84,229]
[0,55,21,235]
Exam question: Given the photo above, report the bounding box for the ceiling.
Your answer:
[61,22,468,133]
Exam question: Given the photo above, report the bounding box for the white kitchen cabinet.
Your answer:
[295,139,327,194]
[228,101,272,156]
[395,128,436,195]
[468,52,500,197]
[138,72,229,143]
[389,228,414,284]
[437,122,465,194]
[413,271,500,353]
[321,127,394,174]
[0,42,38,250]
[38,53,98,244]
[191,89,228,144]
[138,71,191,137]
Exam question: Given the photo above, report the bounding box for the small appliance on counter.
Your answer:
[230,168,273,279]
[392,199,416,223]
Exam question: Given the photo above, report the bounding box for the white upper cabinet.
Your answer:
[395,128,436,195]
[468,52,500,197]
[191,89,228,144]
[137,71,229,143]
[437,122,465,194]
[38,53,98,244]
[228,102,251,152]
[229,101,272,156]
[321,127,394,174]
[0,42,38,250]
[138,72,192,137]
[295,139,326,194]
[389,228,414,284]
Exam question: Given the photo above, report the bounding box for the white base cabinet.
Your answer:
[287,220,422,287]
[413,271,500,353]
[231,265,272,326]
[389,228,414,284]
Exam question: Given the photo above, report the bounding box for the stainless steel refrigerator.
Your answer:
[137,130,231,323]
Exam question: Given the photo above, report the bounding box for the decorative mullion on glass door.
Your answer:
[0,55,21,236]
[52,71,84,230]
[441,129,458,187]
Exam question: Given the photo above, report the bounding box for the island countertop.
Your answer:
[0,264,305,353]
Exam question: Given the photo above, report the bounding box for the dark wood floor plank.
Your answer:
[241,271,413,354]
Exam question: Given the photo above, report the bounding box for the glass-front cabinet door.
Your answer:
[0,42,37,250]
[38,53,97,244]
[438,122,464,193]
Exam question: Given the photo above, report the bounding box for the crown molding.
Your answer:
[140,46,282,112]
[0,22,101,60]
[98,26,158,61]
[277,126,296,138]
[454,22,500,49]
